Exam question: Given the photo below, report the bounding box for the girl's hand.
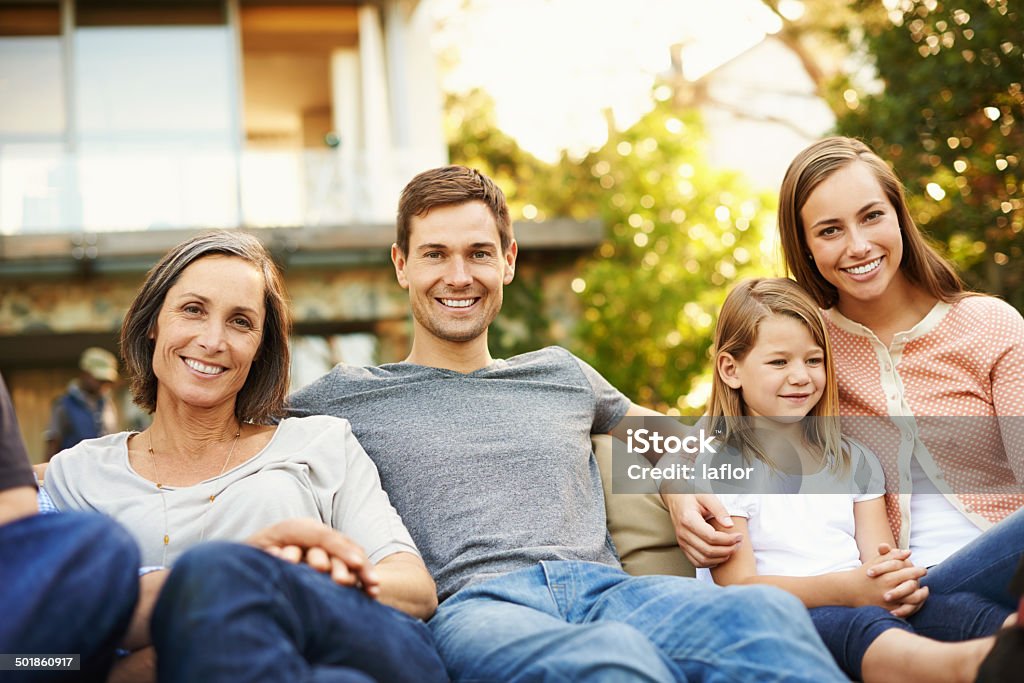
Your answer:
[853,544,926,611]
[864,543,914,575]
[866,544,930,616]
[890,585,929,618]
[845,563,922,609]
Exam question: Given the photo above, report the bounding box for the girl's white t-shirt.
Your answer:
[697,440,885,581]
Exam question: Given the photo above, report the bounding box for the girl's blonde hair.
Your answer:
[707,278,847,472]
[778,136,968,310]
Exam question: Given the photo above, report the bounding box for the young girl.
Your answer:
[699,278,1011,683]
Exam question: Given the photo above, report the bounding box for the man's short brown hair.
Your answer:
[396,165,512,255]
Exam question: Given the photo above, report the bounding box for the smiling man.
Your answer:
[392,193,516,369]
[288,165,843,681]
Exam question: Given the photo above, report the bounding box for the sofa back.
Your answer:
[593,434,695,578]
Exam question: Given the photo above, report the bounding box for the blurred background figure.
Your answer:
[44,347,119,459]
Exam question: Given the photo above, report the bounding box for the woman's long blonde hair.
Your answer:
[706,278,847,472]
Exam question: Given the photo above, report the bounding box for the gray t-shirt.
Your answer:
[44,415,418,567]
[288,346,631,600]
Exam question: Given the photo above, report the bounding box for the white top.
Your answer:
[45,415,418,567]
[697,441,884,580]
[908,454,982,567]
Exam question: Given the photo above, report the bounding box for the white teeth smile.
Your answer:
[183,358,225,375]
[440,298,477,308]
[843,257,882,275]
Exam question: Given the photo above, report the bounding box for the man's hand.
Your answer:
[246,518,381,598]
[662,493,743,567]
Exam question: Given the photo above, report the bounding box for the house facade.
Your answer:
[0,0,599,459]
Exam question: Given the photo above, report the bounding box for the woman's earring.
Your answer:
[807,253,814,262]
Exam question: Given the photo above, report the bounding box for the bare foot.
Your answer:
[952,636,997,683]
[862,630,995,683]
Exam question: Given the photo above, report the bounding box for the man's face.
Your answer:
[392,201,516,346]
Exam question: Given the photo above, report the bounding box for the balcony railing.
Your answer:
[0,146,429,234]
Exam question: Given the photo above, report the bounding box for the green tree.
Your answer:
[835,0,1024,308]
[445,89,556,219]
[759,0,881,118]
[757,0,1022,309]
[565,99,775,414]
[446,88,774,413]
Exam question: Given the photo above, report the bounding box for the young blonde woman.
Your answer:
[776,137,1024,609]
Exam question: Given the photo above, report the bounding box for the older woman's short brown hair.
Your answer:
[120,230,291,424]
[396,165,512,256]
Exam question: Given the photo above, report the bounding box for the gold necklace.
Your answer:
[146,424,242,566]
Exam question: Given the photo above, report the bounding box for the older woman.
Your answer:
[44,231,447,683]
[675,137,1023,617]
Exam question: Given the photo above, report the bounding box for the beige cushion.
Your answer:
[593,434,695,578]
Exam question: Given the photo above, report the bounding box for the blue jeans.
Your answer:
[921,505,1024,610]
[811,591,1009,680]
[429,560,845,682]
[0,512,140,683]
[151,542,448,683]
[808,507,1024,680]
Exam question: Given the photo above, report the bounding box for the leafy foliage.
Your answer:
[836,0,1024,308]
[444,0,1024,412]
[448,89,774,412]
[566,101,775,413]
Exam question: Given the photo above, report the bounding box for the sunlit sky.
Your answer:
[427,0,796,162]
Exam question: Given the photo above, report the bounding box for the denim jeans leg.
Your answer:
[921,506,1024,610]
[151,542,448,683]
[0,512,140,683]
[432,561,846,682]
[907,591,1011,640]
[430,565,680,682]
[563,563,846,683]
[808,605,912,680]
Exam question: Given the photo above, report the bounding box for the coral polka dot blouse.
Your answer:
[824,295,1024,547]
